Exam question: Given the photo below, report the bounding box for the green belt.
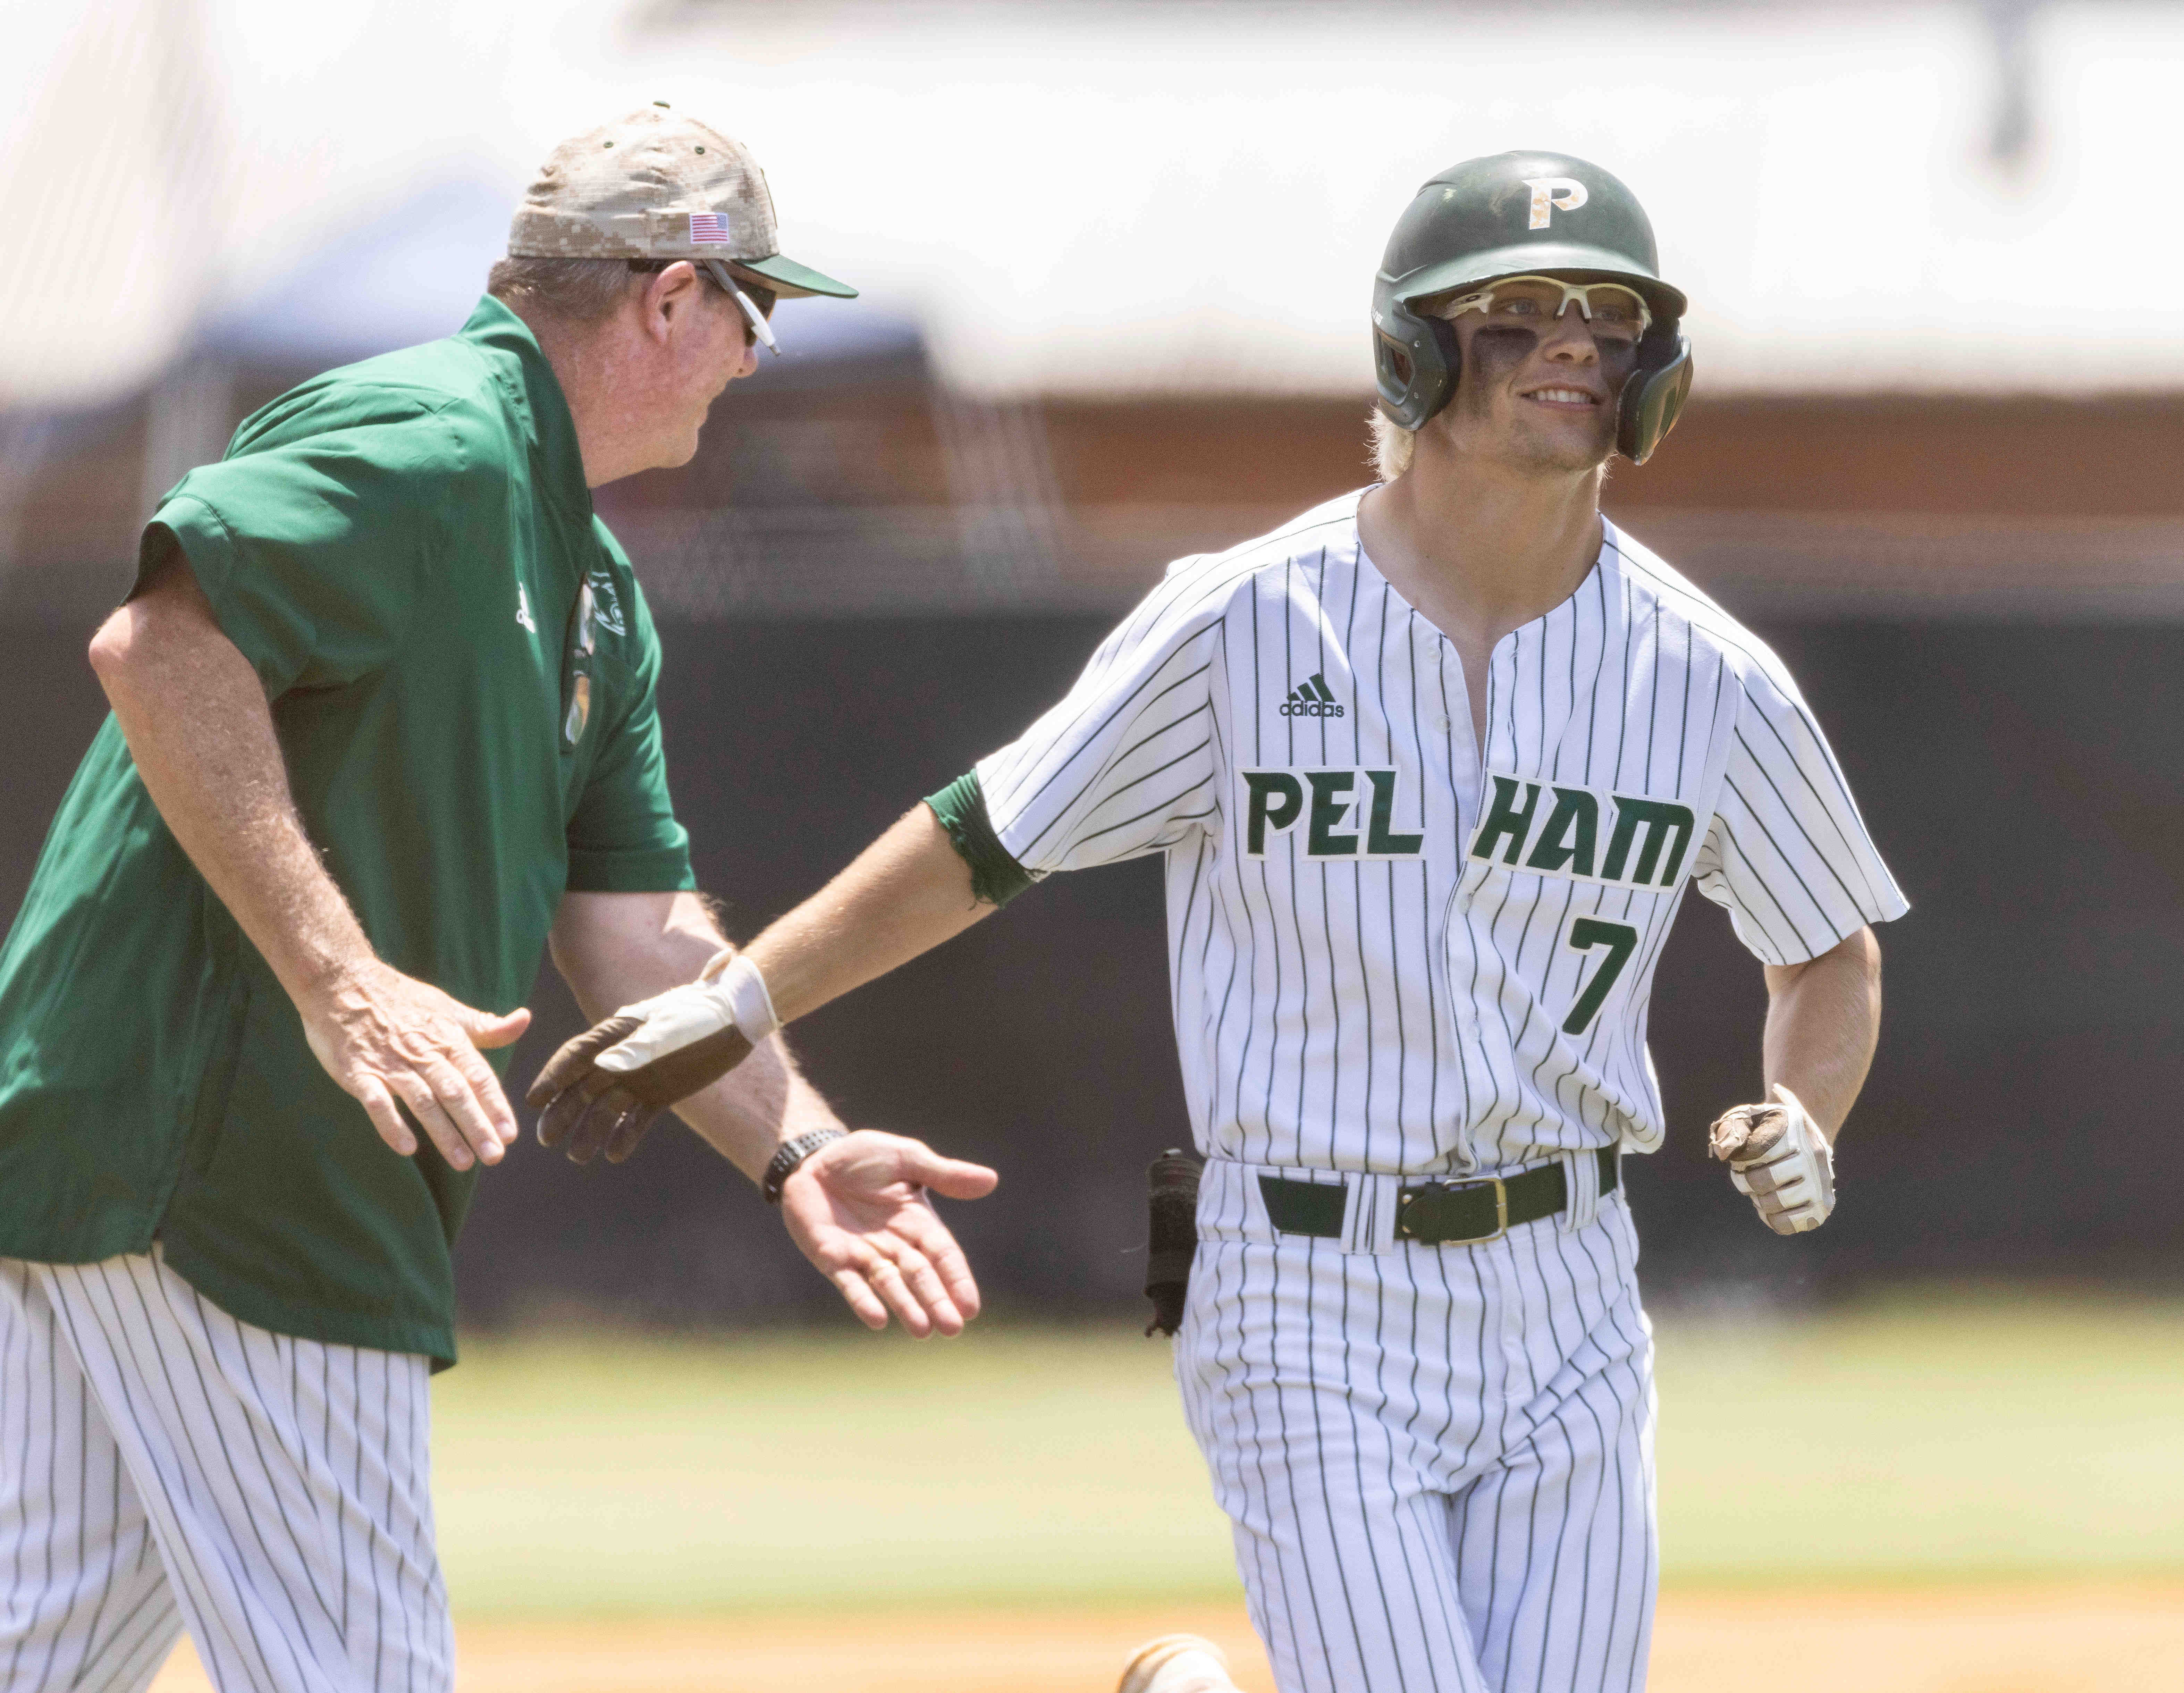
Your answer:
[1257,1149,1620,1247]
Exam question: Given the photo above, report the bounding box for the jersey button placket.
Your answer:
[1443,807,1486,1050]
[1443,864,1489,1058]
[1465,645,1522,1061]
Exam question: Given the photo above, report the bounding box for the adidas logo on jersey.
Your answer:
[1279,673,1345,718]
[1468,773,1698,893]
[1242,768,1424,858]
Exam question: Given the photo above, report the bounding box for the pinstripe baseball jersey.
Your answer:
[976,490,1906,1177]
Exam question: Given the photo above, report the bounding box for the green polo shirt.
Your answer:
[0,296,693,1367]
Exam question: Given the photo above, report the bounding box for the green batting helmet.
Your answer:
[1371,151,1693,465]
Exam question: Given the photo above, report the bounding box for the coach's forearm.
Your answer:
[88,559,375,1007]
[744,806,995,1026]
[675,1038,842,1183]
[1760,926,1881,1138]
[550,890,842,1182]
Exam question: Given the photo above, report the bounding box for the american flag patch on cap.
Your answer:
[688,211,730,245]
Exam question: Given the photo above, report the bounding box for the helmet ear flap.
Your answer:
[1616,328,1693,465]
[1373,298,1461,431]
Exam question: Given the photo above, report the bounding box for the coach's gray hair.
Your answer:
[486,255,640,323]
[1368,408,1416,483]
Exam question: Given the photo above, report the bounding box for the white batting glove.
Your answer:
[597,949,779,1072]
[1707,1084,1836,1235]
[526,949,780,1164]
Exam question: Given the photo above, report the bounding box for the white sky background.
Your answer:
[4,0,2181,407]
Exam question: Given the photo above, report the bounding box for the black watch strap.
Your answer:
[763,1129,847,1204]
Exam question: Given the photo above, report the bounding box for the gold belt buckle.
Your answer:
[1398,1175,1509,1245]
[1474,1176,1510,1245]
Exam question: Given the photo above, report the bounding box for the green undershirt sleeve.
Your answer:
[924,771,1035,907]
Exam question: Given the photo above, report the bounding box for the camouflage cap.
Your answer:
[507,102,856,300]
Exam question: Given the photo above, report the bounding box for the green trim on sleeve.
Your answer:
[924,771,1035,907]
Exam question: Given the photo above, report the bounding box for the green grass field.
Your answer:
[430,1294,2184,1617]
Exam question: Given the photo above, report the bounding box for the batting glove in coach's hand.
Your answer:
[527,950,775,1164]
[1707,1085,1836,1236]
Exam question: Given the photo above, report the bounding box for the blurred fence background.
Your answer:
[6,0,2183,1331]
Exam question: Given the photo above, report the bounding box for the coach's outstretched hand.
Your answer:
[301,958,531,1173]
[780,1131,999,1335]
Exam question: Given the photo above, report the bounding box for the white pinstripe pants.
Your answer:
[0,1251,451,1693]
[1177,1173,1656,1693]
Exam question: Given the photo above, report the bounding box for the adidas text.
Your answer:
[1280,671,1345,718]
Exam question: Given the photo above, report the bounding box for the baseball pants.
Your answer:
[1177,1162,1656,1693]
[0,1249,450,1693]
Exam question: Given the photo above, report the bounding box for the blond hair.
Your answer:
[1368,407,1415,483]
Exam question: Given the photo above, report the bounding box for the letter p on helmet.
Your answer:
[1523,176,1588,230]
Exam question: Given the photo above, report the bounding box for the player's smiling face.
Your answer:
[1434,279,1643,474]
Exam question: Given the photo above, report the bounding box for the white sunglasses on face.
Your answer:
[699,259,781,356]
[1440,275,1653,337]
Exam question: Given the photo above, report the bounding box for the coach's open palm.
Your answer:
[781,1131,998,1336]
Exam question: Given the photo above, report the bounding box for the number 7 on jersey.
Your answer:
[1563,917,1638,1035]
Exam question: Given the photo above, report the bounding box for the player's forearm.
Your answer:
[1760,926,1881,1138]
[89,565,375,1010]
[550,890,843,1180]
[743,805,995,1026]
[528,813,987,1170]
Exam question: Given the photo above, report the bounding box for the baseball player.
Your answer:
[530,151,1905,1692]
[0,106,993,1693]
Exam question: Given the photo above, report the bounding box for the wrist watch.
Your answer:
[763,1128,847,1204]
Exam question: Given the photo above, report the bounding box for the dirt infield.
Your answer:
[147,1584,2184,1691]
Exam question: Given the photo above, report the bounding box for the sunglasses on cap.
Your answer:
[627,258,781,356]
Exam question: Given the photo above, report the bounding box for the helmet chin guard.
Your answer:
[1371,150,1694,466]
